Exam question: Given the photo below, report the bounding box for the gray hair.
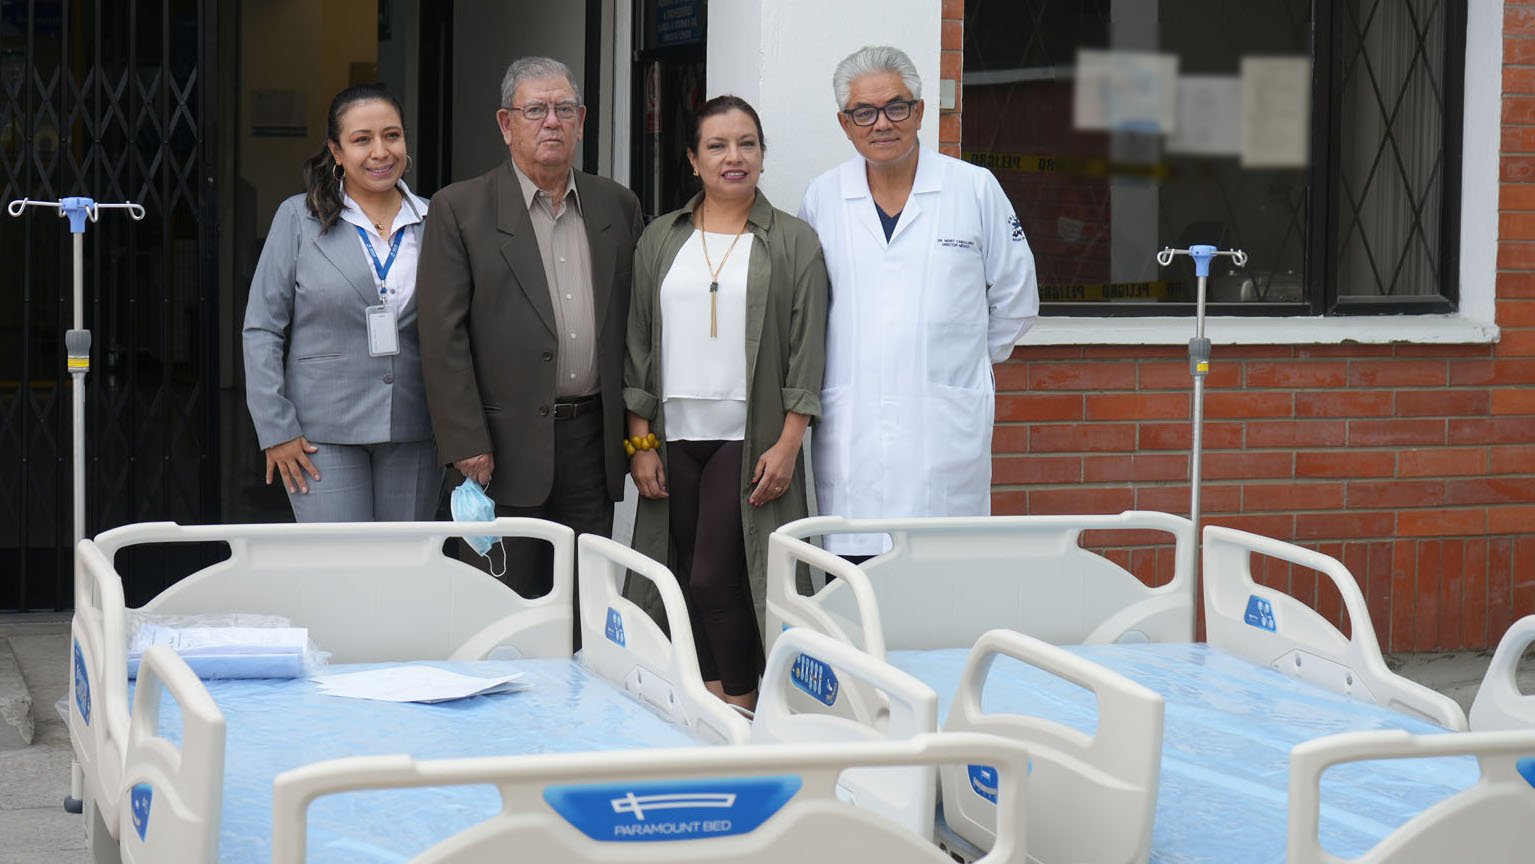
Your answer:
[500,56,582,109]
[833,45,922,109]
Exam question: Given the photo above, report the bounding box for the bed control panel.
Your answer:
[605,607,626,647]
[73,639,92,726]
[129,782,152,841]
[789,653,840,707]
[1243,595,1277,632]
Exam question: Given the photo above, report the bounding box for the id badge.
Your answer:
[366,304,400,357]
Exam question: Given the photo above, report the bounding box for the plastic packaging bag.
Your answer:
[125,611,329,679]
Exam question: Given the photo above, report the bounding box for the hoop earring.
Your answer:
[405,154,415,174]
[333,163,344,182]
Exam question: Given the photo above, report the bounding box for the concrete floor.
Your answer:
[0,613,91,864]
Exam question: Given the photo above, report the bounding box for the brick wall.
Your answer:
[986,5,1535,653]
[939,0,962,157]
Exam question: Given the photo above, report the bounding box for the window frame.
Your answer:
[972,0,1472,323]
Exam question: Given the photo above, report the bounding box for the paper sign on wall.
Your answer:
[1241,57,1311,168]
[1168,75,1242,156]
[1074,49,1179,135]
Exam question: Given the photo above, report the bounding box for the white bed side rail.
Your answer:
[1202,526,1467,730]
[90,519,576,662]
[117,646,225,864]
[577,534,749,745]
[72,538,133,838]
[766,512,1195,657]
[755,628,941,841]
[1469,615,1535,732]
[1287,728,1535,864]
[941,629,1163,864]
[766,528,889,658]
[270,733,1031,864]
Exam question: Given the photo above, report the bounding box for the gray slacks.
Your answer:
[285,439,441,523]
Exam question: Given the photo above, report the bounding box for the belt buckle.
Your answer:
[553,402,574,420]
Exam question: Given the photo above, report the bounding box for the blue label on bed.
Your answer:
[73,639,91,726]
[967,764,999,803]
[130,783,152,841]
[1244,595,1277,632]
[790,653,839,706]
[606,607,626,647]
[1519,757,1535,789]
[545,775,802,842]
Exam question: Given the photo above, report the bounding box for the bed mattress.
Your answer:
[137,658,699,862]
[889,643,1479,864]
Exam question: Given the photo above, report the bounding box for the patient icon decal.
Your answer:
[1243,595,1277,632]
[130,783,152,841]
[545,775,801,841]
[605,607,626,647]
[967,764,999,803]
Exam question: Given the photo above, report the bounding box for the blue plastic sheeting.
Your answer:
[138,659,699,863]
[889,644,1480,864]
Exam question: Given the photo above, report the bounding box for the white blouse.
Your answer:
[659,230,754,441]
[339,181,428,311]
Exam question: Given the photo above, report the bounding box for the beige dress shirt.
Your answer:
[511,161,598,398]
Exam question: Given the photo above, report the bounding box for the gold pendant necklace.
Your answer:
[698,202,747,339]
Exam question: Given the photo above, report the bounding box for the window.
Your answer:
[962,0,1465,316]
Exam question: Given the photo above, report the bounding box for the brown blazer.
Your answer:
[416,161,644,506]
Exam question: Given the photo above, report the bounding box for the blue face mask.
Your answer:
[450,478,504,577]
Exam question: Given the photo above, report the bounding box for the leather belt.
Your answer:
[553,394,601,420]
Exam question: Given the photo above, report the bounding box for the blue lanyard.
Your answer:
[356,225,405,293]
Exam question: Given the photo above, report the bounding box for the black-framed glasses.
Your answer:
[505,101,581,121]
[843,99,918,127]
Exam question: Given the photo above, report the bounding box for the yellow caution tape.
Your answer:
[963,150,1172,181]
[1039,281,1174,302]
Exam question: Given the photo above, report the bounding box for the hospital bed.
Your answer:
[764,513,1533,863]
[71,520,992,862]
[69,519,743,861]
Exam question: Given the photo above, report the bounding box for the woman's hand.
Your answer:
[631,450,668,499]
[264,436,320,494]
[749,439,798,508]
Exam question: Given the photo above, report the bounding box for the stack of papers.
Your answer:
[128,625,310,679]
[311,666,529,704]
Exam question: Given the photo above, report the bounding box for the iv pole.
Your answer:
[8,195,144,813]
[1154,244,1247,591]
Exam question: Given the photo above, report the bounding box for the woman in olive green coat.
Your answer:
[623,96,828,711]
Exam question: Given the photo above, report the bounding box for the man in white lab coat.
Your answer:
[799,45,1039,558]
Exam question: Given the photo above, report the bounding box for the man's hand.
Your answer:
[455,453,494,487]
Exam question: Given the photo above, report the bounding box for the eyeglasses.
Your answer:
[842,99,918,127]
[505,102,581,121]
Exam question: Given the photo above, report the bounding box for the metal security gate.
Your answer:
[0,0,220,610]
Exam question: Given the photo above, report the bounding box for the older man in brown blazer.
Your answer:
[417,56,644,617]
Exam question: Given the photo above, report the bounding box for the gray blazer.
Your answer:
[243,193,433,450]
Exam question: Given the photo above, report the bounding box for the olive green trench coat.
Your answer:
[622,189,828,653]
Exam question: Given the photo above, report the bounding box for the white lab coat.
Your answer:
[799,149,1038,554]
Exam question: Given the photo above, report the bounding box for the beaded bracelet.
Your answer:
[623,433,659,458]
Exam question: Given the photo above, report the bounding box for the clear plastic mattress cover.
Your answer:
[888,643,1479,864]
[138,659,699,862]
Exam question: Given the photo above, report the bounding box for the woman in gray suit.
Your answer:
[243,84,439,522]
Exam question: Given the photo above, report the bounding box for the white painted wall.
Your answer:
[451,0,587,182]
[707,0,942,210]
